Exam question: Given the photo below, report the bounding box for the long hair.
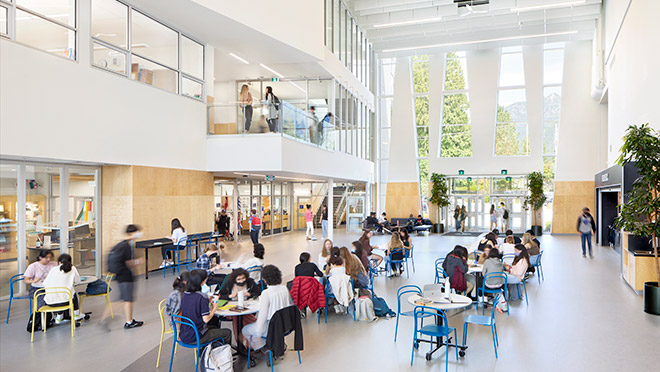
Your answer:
[240,84,249,100]
[490,204,495,214]
[512,244,531,266]
[390,232,404,249]
[171,218,184,234]
[352,241,364,257]
[339,247,365,277]
[322,239,333,257]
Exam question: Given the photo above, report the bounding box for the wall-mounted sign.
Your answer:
[458,170,465,175]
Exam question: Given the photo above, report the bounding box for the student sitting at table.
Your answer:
[161,218,187,268]
[505,230,522,244]
[179,269,232,346]
[235,244,265,282]
[482,248,505,290]
[358,230,383,267]
[326,256,354,314]
[339,247,367,289]
[522,232,540,256]
[503,244,530,301]
[196,243,225,287]
[217,268,260,344]
[477,244,493,265]
[295,252,324,278]
[24,249,58,304]
[43,253,84,323]
[242,265,292,351]
[442,246,476,299]
[318,239,333,270]
[165,271,190,327]
[400,229,412,249]
[477,233,497,253]
[500,235,517,256]
[385,232,408,275]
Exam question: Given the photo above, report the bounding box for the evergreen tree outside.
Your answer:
[441,52,472,157]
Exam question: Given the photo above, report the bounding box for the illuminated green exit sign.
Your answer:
[458,170,465,175]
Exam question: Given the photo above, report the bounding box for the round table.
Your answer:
[30,275,98,288]
[407,293,472,360]
[468,264,483,274]
[215,298,260,356]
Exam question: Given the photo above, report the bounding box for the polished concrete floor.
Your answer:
[1,230,659,372]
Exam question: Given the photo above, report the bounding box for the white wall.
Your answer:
[206,135,374,183]
[605,0,660,166]
[387,57,418,183]
[556,41,600,181]
[0,39,208,170]
[192,0,325,61]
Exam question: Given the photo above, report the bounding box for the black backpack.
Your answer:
[503,209,509,220]
[272,94,280,110]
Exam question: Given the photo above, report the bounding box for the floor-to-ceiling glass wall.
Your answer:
[0,161,101,298]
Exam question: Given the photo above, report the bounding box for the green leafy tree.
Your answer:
[495,106,527,155]
[441,53,472,157]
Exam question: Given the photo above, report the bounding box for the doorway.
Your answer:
[295,197,311,230]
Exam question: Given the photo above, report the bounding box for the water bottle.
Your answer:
[238,291,245,308]
[444,279,451,299]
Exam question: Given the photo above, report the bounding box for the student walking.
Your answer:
[249,209,261,245]
[460,205,468,233]
[498,202,509,232]
[321,205,329,239]
[305,204,316,241]
[101,224,144,330]
[453,206,461,231]
[577,207,597,258]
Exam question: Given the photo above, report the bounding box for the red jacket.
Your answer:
[290,276,325,313]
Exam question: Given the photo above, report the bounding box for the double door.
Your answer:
[449,196,528,232]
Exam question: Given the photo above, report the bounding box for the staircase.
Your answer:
[313,186,349,228]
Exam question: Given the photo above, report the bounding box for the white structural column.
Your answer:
[94,168,102,276]
[17,165,26,292]
[233,180,239,242]
[60,167,69,254]
[327,178,334,241]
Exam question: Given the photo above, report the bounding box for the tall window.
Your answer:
[441,51,472,157]
[1,0,77,60]
[91,0,205,100]
[495,47,528,156]
[412,55,430,214]
[542,43,565,194]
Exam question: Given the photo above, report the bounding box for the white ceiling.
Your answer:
[347,0,601,57]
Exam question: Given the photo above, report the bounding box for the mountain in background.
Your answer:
[504,92,561,122]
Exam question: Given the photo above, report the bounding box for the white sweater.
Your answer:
[43,265,80,304]
[328,267,354,307]
[255,285,292,335]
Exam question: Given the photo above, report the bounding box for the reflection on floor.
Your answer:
[1,230,659,372]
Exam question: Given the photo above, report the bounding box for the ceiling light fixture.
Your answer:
[289,81,306,93]
[511,0,586,12]
[259,63,283,78]
[373,16,442,29]
[382,30,579,53]
[229,52,249,64]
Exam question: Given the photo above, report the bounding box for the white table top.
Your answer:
[214,298,260,317]
[407,293,472,311]
[468,264,483,273]
[30,275,97,288]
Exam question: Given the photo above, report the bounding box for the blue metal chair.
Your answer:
[434,259,447,284]
[163,239,188,278]
[501,253,516,265]
[395,285,431,341]
[364,263,377,298]
[318,277,355,323]
[246,265,264,291]
[386,247,408,278]
[248,306,302,371]
[169,315,225,372]
[407,243,415,272]
[473,250,483,262]
[185,234,202,265]
[410,306,458,371]
[6,274,32,323]
[530,251,544,284]
[512,276,529,306]
[462,294,501,358]
[477,272,508,315]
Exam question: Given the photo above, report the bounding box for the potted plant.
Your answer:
[429,173,450,233]
[523,171,546,236]
[615,124,660,315]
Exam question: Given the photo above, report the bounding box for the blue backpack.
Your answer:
[86,278,111,295]
[372,296,395,317]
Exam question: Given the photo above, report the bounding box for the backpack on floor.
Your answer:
[355,296,377,322]
[372,296,395,317]
[199,342,233,372]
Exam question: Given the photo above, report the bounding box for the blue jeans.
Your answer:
[581,232,592,255]
[322,220,328,239]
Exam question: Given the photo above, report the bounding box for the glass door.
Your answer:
[296,197,311,230]
[346,195,365,232]
[508,197,526,232]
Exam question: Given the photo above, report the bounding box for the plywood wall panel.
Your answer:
[552,181,595,234]
[385,182,421,219]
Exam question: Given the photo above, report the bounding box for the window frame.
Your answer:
[440,51,472,158]
[494,48,529,157]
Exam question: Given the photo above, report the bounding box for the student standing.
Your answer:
[460,206,468,233]
[305,204,316,241]
[321,205,329,239]
[453,206,461,231]
[239,84,253,133]
[319,112,334,146]
[498,202,509,231]
[489,204,497,231]
[577,207,597,258]
[101,224,144,330]
[249,209,261,245]
[264,86,279,133]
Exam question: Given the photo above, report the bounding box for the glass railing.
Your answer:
[207,100,336,151]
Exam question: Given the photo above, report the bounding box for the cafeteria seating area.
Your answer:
[1,230,658,371]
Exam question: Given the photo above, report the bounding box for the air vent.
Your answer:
[454,0,490,7]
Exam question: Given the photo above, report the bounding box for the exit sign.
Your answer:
[271,77,279,82]
[501,169,508,175]
[265,175,275,181]
[467,177,473,182]
[458,170,465,175]
[505,176,512,182]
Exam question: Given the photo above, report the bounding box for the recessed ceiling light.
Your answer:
[382,30,579,53]
[229,52,249,64]
[511,0,586,12]
[373,16,442,29]
[259,63,284,78]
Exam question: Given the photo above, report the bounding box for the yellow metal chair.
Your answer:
[79,274,114,318]
[31,287,75,343]
[157,298,178,368]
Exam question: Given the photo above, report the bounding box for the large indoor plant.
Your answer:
[429,173,450,233]
[523,171,546,236]
[615,123,660,315]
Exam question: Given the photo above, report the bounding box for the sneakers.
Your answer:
[74,310,85,321]
[159,261,167,269]
[54,314,64,325]
[582,254,586,258]
[124,319,144,329]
